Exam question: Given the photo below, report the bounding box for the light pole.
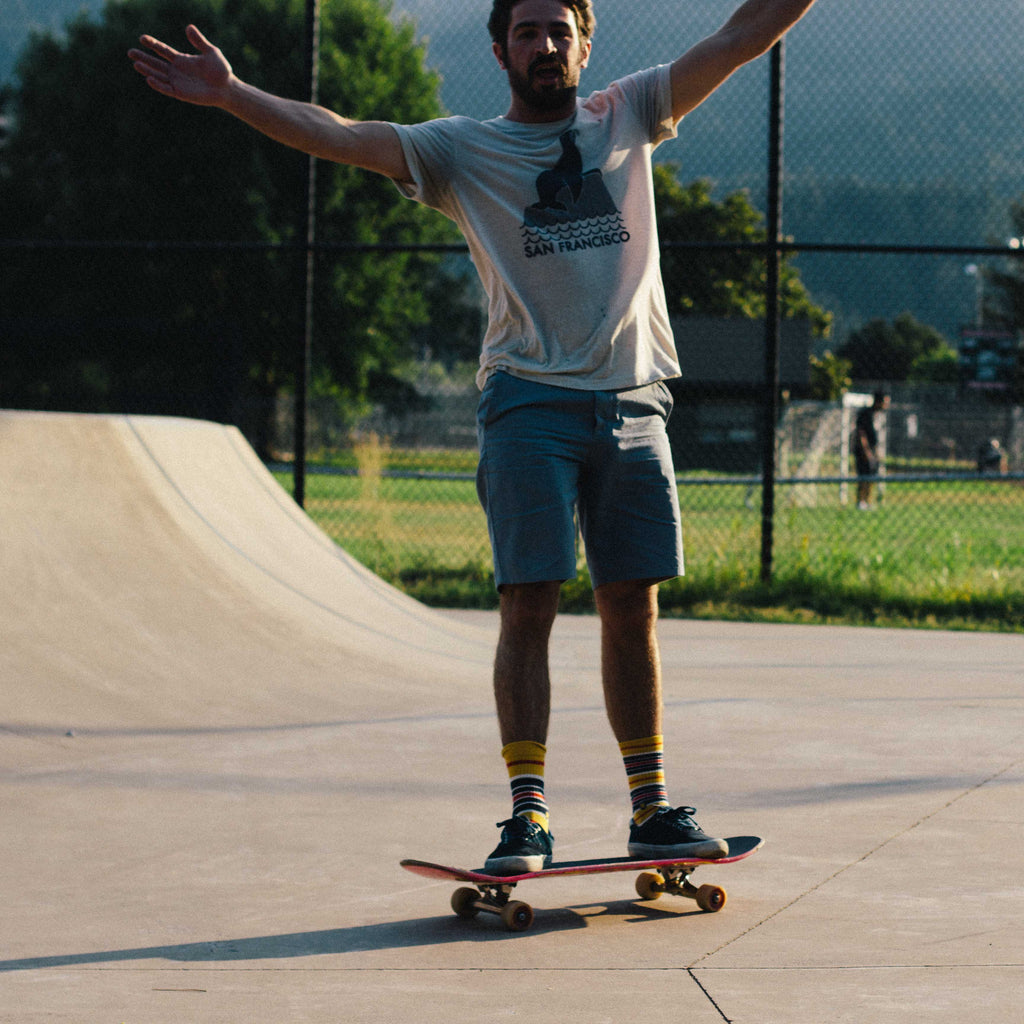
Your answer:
[964,263,983,329]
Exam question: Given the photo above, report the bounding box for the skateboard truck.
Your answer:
[634,865,727,912]
[451,883,535,931]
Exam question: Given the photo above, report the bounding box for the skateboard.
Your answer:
[401,834,762,931]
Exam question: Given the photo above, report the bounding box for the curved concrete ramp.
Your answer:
[0,410,493,729]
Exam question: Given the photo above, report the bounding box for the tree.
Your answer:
[839,311,951,383]
[653,166,831,337]
[908,344,959,384]
[808,350,852,400]
[0,0,467,450]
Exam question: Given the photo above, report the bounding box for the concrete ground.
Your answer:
[1,410,1021,1023]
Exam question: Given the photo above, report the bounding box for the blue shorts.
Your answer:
[475,372,685,589]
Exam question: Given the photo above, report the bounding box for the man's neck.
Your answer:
[504,92,578,124]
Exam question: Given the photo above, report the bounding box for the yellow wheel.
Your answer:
[635,871,665,901]
[451,887,481,919]
[696,884,727,912]
[501,900,534,932]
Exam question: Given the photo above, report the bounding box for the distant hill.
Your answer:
[4,0,1023,338]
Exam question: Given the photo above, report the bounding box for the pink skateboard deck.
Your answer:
[402,834,762,930]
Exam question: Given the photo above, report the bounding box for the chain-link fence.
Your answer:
[2,0,1023,625]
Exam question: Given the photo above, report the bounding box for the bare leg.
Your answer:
[493,581,561,746]
[596,581,729,857]
[593,579,662,742]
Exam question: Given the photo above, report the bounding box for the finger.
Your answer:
[128,47,162,67]
[130,59,171,90]
[142,75,177,98]
[137,34,182,62]
[185,24,215,52]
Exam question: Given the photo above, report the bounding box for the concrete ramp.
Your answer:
[0,410,492,729]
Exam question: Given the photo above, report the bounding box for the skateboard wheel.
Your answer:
[500,900,534,932]
[635,871,664,901]
[696,884,727,912]
[451,887,481,919]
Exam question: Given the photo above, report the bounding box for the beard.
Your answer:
[506,56,580,113]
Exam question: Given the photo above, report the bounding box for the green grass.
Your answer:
[273,450,1024,632]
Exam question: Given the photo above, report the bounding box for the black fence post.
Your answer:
[294,0,320,508]
[760,39,785,584]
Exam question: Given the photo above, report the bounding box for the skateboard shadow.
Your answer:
[0,899,698,970]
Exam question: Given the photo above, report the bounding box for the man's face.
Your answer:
[494,0,592,117]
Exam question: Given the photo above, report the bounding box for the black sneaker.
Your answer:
[483,816,554,875]
[628,806,729,859]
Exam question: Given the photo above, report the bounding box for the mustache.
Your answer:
[529,56,567,75]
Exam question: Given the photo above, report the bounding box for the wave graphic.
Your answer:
[521,213,628,247]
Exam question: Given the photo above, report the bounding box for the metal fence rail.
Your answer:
[271,464,1024,489]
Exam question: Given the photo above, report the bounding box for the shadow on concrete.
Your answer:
[0,900,703,971]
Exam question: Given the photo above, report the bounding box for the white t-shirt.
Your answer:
[391,64,681,391]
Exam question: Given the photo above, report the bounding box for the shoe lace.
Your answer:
[662,806,699,826]
[495,817,553,845]
[496,816,535,835]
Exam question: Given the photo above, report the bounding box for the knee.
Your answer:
[594,579,659,633]
[499,581,561,639]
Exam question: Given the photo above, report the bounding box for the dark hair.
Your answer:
[488,0,596,52]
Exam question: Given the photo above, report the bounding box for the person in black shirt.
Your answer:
[854,391,888,510]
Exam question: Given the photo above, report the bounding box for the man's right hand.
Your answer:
[128,24,232,107]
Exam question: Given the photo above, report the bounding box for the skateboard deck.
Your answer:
[402,834,762,931]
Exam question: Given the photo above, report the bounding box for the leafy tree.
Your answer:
[839,311,951,383]
[808,350,852,400]
[0,0,464,450]
[908,344,959,384]
[653,166,831,338]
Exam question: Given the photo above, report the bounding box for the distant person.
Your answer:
[129,0,818,874]
[977,438,1008,475]
[853,391,888,510]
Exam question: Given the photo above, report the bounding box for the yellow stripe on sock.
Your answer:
[618,734,663,755]
[619,735,669,825]
[501,740,549,831]
[501,740,547,776]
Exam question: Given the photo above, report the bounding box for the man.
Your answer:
[130,0,818,873]
[854,390,888,510]
[977,438,1007,475]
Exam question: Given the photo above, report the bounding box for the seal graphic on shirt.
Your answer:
[521,129,630,259]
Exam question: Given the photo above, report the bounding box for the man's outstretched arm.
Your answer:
[669,0,818,122]
[128,24,411,182]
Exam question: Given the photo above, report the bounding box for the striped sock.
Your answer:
[502,740,549,831]
[620,735,670,827]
